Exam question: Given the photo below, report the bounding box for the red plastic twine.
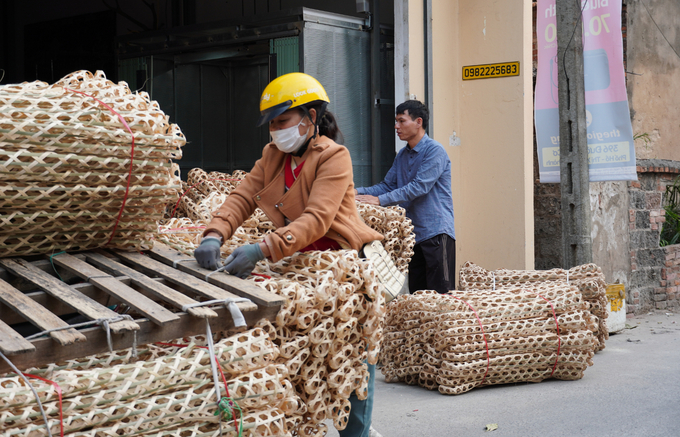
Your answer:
[251,273,272,280]
[65,88,135,246]
[24,373,64,437]
[170,178,243,219]
[446,295,490,386]
[535,293,562,377]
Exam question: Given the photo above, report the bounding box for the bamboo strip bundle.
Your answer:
[354,203,414,274]
[1,329,275,409]
[161,168,414,271]
[0,328,299,437]
[252,250,384,436]
[0,70,185,257]
[459,261,609,351]
[157,167,417,435]
[380,285,599,395]
[61,407,289,437]
[3,369,296,436]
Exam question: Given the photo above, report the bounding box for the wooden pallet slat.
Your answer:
[0,245,285,371]
[0,258,139,334]
[112,250,258,312]
[0,301,280,373]
[0,280,129,325]
[0,256,84,290]
[0,318,36,355]
[50,253,180,326]
[0,278,86,345]
[84,251,217,319]
[148,244,285,308]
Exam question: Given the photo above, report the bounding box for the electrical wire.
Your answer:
[0,352,54,437]
[640,0,680,60]
[562,0,590,101]
[136,74,149,93]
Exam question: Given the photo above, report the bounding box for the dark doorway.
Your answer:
[24,11,117,83]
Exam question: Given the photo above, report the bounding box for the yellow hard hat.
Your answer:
[257,72,330,126]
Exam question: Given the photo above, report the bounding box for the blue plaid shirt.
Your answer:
[357,133,455,244]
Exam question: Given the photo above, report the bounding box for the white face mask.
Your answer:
[270,119,309,154]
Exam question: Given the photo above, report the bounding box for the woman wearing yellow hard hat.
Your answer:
[194,72,383,436]
[196,71,382,270]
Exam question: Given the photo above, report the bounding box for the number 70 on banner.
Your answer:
[544,13,612,43]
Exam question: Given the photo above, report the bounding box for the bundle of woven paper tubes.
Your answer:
[0,327,298,436]
[459,261,609,350]
[379,262,607,395]
[0,70,185,257]
[155,167,416,435]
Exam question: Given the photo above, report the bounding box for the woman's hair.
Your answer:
[305,102,344,144]
[318,110,343,143]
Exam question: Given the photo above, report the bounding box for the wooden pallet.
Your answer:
[0,243,284,373]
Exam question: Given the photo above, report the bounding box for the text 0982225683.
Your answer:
[462,61,520,80]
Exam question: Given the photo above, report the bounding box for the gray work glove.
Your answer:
[194,237,222,270]
[224,244,265,279]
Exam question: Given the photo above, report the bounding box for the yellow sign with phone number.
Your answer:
[462,61,520,80]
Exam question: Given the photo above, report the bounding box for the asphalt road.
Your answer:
[327,310,680,437]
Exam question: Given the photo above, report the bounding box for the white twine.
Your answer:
[178,296,254,435]
[492,272,496,291]
[204,317,224,436]
[172,258,194,269]
[567,270,570,285]
[182,297,252,328]
[205,264,228,281]
[0,351,54,437]
[26,314,138,358]
[99,315,138,357]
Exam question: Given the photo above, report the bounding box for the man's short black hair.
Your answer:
[396,100,429,130]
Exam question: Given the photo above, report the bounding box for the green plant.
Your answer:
[634,132,652,151]
[660,176,680,246]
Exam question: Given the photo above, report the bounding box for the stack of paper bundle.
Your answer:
[0,70,184,257]
[0,327,299,436]
[459,262,609,350]
[380,283,600,395]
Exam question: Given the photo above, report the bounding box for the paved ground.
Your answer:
[327,310,680,437]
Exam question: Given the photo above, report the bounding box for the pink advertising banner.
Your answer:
[535,0,636,183]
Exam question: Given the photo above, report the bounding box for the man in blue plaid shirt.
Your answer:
[356,100,456,293]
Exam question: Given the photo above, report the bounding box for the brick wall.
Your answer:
[661,245,680,310]
[628,160,680,312]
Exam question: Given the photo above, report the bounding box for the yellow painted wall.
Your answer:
[402,0,534,275]
[431,0,461,269]
[407,0,425,101]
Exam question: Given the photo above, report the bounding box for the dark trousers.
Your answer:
[409,233,456,294]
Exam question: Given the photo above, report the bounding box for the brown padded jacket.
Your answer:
[204,136,383,262]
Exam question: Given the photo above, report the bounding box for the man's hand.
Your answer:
[194,237,222,270]
[223,244,265,279]
[356,194,380,205]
